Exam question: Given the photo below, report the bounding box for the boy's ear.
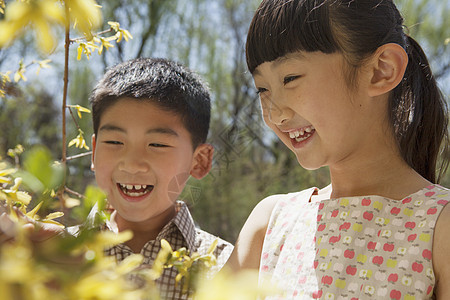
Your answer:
[367,43,408,97]
[91,134,96,171]
[190,143,214,179]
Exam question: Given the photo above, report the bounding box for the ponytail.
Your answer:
[391,35,449,183]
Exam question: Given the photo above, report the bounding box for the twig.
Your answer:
[58,3,71,213]
[66,151,92,161]
[67,106,81,130]
[69,28,114,43]
[64,186,85,199]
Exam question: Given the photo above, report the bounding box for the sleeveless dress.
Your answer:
[259,184,449,300]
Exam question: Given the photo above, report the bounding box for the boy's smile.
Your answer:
[117,183,154,201]
[91,98,201,226]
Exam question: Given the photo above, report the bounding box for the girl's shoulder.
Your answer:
[431,185,450,297]
[263,186,320,208]
[225,187,319,271]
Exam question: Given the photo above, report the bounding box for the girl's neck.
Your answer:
[328,151,430,201]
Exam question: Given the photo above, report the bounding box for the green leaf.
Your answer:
[84,185,106,212]
[21,146,64,192]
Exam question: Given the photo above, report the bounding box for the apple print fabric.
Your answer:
[259,184,449,299]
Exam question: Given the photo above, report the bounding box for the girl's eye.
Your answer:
[283,75,300,85]
[256,87,268,95]
[149,143,169,148]
[104,141,123,145]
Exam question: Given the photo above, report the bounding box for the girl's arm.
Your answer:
[226,196,279,271]
[433,203,450,299]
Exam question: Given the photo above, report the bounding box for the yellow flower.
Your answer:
[107,21,133,43]
[14,61,27,82]
[76,41,98,60]
[68,104,91,118]
[155,239,173,269]
[0,163,15,184]
[195,268,278,300]
[0,0,65,53]
[0,71,11,98]
[1,178,32,206]
[116,29,133,42]
[0,0,5,14]
[115,254,143,275]
[96,230,133,247]
[65,0,102,41]
[94,36,115,55]
[68,129,90,150]
[36,59,51,75]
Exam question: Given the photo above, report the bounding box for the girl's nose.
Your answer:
[263,96,293,126]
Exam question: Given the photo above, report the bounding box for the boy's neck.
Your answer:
[110,205,178,253]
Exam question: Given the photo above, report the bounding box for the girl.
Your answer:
[227,0,450,299]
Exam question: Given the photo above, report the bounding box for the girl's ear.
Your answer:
[190,143,214,179]
[367,43,408,97]
[91,134,96,171]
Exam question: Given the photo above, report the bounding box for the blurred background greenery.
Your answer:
[0,0,449,243]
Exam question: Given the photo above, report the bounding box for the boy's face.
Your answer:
[91,98,212,224]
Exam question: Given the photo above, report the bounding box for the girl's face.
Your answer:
[252,51,388,171]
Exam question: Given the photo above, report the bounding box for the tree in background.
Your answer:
[1,0,448,243]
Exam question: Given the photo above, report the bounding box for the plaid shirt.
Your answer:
[102,201,233,300]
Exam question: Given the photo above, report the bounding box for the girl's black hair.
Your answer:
[246,0,449,183]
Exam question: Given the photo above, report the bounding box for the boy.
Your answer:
[88,57,233,299]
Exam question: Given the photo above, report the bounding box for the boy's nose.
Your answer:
[118,151,150,174]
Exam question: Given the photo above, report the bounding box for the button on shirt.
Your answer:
[103,201,233,300]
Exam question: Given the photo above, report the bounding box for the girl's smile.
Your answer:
[253,51,382,171]
[284,125,316,148]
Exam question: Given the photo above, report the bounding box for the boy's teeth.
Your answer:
[120,184,149,190]
[119,183,153,197]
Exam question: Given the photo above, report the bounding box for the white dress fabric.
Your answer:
[259,184,449,299]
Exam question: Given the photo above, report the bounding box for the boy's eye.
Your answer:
[283,75,300,85]
[149,143,169,148]
[104,140,123,145]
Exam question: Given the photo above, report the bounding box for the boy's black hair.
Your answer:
[90,57,211,148]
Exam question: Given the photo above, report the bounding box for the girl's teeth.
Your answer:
[295,135,309,142]
[288,126,314,139]
[126,184,133,189]
[135,185,141,189]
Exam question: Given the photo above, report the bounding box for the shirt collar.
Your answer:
[100,201,198,252]
[165,201,197,252]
